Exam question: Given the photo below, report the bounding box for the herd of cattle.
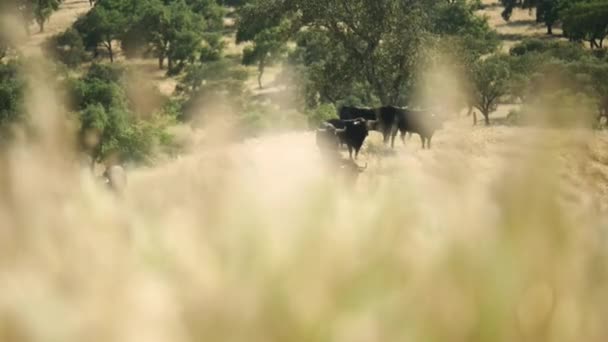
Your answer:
[316,106,443,159]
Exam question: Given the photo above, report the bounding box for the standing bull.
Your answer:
[394,109,443,149]
[317,118,375,159]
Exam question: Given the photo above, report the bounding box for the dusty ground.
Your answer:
[20,0,91,57]
[480,0,564,52]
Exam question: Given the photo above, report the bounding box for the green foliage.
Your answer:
[181,59,249,94]
[241,23,289,88]
[237,4,293,89]
[287,29,370,106]
[568,60,608,117]
[186,0,225,29]
[138,0,206,73]
[561,0,608,49]
[0,61,25,129]
[45,28,89,67]
[179,60,249,121]
[471,55,511,125]
[507,39,608,120]
[510,39,587,62]
[67,0,224,72]
[199,33,225,62]
[14,0,62,34]
[70,64,171,164]
[74,0,128,62]
[306,103,336,128]
[238,0,498,108]
[499,0,561,34]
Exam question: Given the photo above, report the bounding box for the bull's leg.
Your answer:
[400,131,406,145]
[348,145,353,159]
[420,135,425,149]
[390,129,398,149]
[354,147,360,159]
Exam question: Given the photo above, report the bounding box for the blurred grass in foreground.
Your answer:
[1,125,607,342]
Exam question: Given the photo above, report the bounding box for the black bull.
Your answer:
[339,106,442,149]
[316,118,375,159]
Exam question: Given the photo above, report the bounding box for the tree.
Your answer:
[570,60,608,119]
[139,0,205,72]
[238,0,498,107]
[561,1,608,49]
[74,2,127,62]
[0,61,25,129]
[15,0,62,34]
[70,64,171,164]
[471,55,511,125]
[241,23,288,89]
[500,0,561,35]
[287,28,379,107]
[45,28,89,67]
[186,0,225,30]
[432,0,501,115]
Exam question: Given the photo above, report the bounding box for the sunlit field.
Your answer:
[2,61,608,341]
[2,0,608,341]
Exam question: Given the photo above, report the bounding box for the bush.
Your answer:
[71,63,172,164]
[306,103,336,129]
[45,28,89,67]
[510,39,587,62]
[0,61,25,128]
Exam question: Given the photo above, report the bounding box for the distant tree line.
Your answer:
[1,0,63,34]
[500,0,608,47]
[47,0,226,74]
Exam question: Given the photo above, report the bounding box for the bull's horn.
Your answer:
[334,128,346,133]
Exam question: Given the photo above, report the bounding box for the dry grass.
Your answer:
[2,2,608,342]
[19,0,91,57]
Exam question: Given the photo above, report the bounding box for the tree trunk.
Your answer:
[546,24,552,35]
[467,104,473,116]
[590,39,599,49]
[483,112,490,126]
[158,55,165,69]
[257,57,265,89]
[473,111,477,125]
[168,56,174,72]
[38,19,44,33]
[107,41,114,63]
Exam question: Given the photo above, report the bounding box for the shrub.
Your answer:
[72,63,172,164]
[0,61,25,129]
[45,28,89,67]
[306,103,336,129]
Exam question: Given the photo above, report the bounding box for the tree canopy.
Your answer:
[237,0,499,107]
[561,0,608,49]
